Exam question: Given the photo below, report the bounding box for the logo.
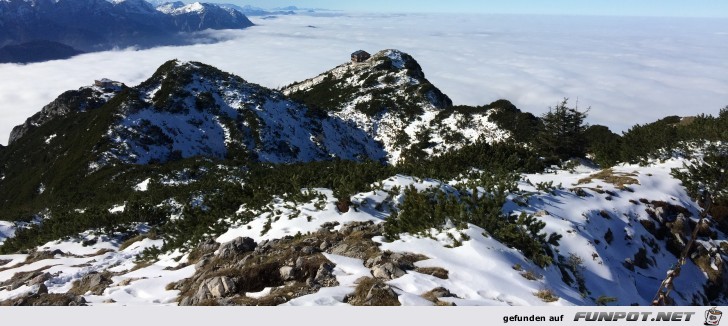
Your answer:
[705,307,723,326]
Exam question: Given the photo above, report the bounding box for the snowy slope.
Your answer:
[218,160,725,306]
[98,60,387,166]
[0,229,193,305]
[156,1,226,15]
[156,1,197,14]
[284,49,510,163]
[2,157,722,305]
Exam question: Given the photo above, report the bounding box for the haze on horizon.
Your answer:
[229,0,728,18]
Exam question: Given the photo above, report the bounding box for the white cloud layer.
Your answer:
[1,13,727,145]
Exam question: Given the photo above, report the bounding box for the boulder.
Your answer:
[204,276,236,299]
[29,273,51,286]
[279,266,298,281]
[218,237,256,259]
[654,207,666,223]
[319,240,331,251]
[314,262,338,287]
[69,272,112,295]
[198,238,220,252]
[371,262,405,280]
[179,297,193,306]
[329,243,351,256]
[329,242,374,259]
[623,258,635,271]
[365,254,384,268]
[301,246,317,255]
[188,276,237,304]
[194,255,212,269]
[36,283,48,295]
[365,252,421,270]
[295,257,305,268]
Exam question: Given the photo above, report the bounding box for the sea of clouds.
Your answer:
[1,13,727,145]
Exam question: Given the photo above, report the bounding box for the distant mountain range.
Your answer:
[0,0,254,64]
[214,3,295,16]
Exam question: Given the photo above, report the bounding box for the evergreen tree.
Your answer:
[671,144,728,233]
[619,116,680,163]
[672,144,728,200]
[536,98,589,162]
[584,125,622,167]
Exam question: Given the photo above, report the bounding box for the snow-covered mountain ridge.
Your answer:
[7,51,518,168]
[9,79,126,144]
[0,51,726,306]
[284,49,510,163]
[0,0,253,63]
[98,59,387,166]
[0,50,530,228]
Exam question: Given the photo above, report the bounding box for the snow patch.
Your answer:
[109,203,126,213]
[44,134,56,144]
[157,1,205,15]
[134,178,151,192]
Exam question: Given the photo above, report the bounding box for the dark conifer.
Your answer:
[536,98,589,163]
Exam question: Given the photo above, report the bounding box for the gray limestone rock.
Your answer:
[218,237,257,259]
[371,262,405,280]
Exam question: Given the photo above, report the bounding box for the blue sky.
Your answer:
[234,0,728,17]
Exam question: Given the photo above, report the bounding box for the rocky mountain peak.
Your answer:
[283,49,451,116]
[132,60,258,114]
[8,79,127,144]
[154,1,185,14]
[365,49,425,78]
[283,50,509,163]
[110,0,157,14]
[161,2,253,32]
[155,1,207,15]
[94,59,386,166]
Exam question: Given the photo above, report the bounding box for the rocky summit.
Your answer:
[284,49,509,163]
